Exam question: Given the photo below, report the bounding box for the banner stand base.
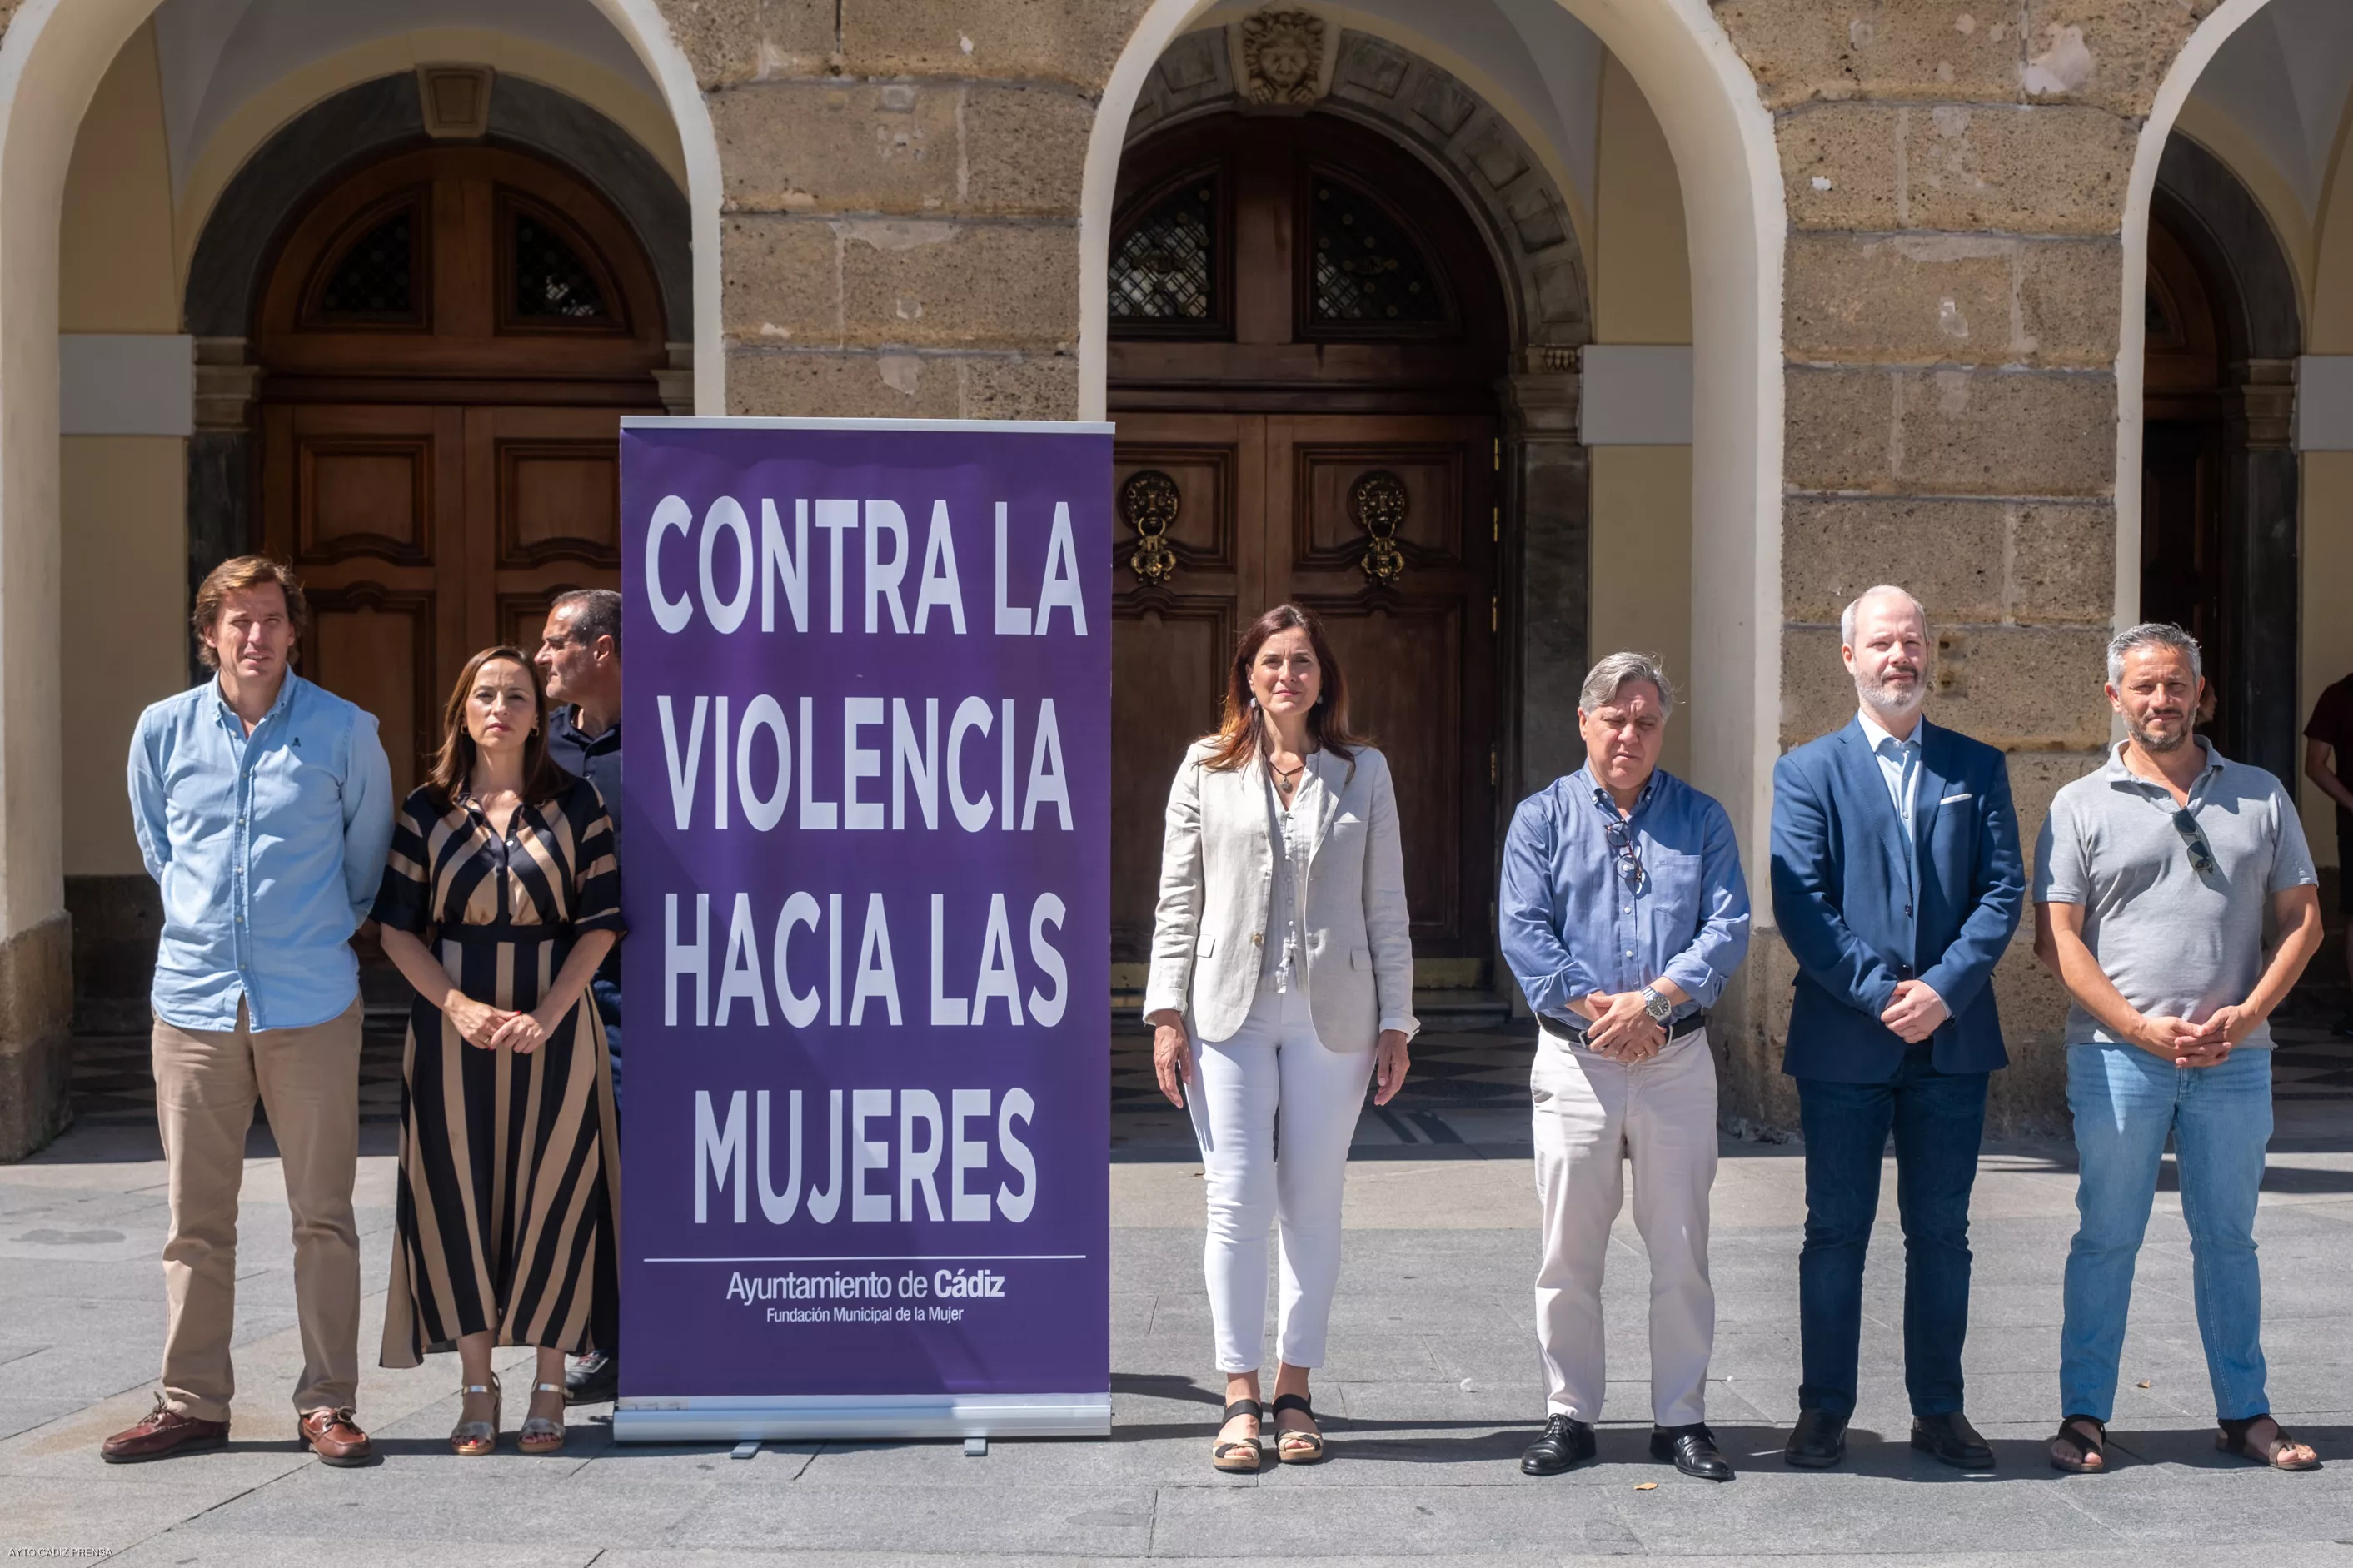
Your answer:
[613,1392,1111,1443]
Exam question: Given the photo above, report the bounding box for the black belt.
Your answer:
[1548,1010,1707,1045]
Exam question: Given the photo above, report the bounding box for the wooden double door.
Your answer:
[1110,413,1499,976]
[1108,112,1512,984]
[256,144,666,794]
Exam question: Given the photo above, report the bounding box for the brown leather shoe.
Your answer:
[297,1406,376,1466]
[102,1399,228,1463]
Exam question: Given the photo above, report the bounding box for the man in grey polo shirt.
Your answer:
[2033,622,2324,1476]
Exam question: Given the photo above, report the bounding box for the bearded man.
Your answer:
[1769,585,2025,1472]
[2031,623,2323,1476]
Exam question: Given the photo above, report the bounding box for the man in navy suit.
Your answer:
[1770,585,2024,1471]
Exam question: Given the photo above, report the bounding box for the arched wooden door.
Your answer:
[257,144,667,792]
[2141,214,2231,743]
[1108,114,1509,989]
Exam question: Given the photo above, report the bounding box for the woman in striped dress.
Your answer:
[372,645,622,1456]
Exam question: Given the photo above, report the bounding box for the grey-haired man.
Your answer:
[1501,653,1752,1481]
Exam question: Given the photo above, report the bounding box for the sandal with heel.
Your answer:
[449,1375,501,1456]
[518,1381,567,1456]
[1270,1392,1326,1465]
[1211,1398,1262,1473]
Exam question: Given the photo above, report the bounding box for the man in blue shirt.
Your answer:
[1770,585,2024,1473]
[535,587,626,1406]
[1501,652,1750,1482]
[104,557,392,1466]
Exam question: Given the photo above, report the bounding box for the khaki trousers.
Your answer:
[1530,1024,1719,1427]
[152,998,362,1420]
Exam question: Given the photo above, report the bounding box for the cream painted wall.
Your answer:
[1588,446,1694,778]
[1593,52,1690,345]
[1583,51,1694,779]
[60,28,176,333]
[60,25,188,877]
[61,440,187,876]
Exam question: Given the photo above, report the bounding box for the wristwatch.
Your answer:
[1639,986,1672,1025]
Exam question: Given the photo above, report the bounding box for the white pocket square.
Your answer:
[1939,792,1973,804]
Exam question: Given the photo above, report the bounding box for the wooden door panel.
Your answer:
[309,586,436,801]
[1109,419,1256,973]
[464,406,626,658]
[1109,601,1234,963]
[1307,598,1464,943]
[1268,415,1497,970]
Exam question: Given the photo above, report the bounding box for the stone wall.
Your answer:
[1712,1,2219,1134]
[661,0,1152,421]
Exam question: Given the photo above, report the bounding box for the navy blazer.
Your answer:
[1770,716,2024,1083]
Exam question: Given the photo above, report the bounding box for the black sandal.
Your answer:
[1270,1392,1325,1465]
[1211,1398,1262,1473]
[2049,1414,2106,1473]
[2217,1414,2320,1471]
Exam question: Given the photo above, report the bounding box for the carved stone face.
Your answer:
[1242,12,1324,104]
[1257,30,1314,91]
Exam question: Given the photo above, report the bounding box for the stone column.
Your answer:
[1711,3,2219,1133]
[1502,363,1588,805]
[658,0,1151,420]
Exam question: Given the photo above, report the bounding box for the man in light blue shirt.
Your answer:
[1501,652,1751,1484]
[103,558,392,1469]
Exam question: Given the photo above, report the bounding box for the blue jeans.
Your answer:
[2062,1043,2271,1423]
[1796,1053,1988,1418]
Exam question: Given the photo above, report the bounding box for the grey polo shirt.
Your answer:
[2033,739,2316,1048]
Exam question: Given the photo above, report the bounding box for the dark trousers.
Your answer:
[590,977,622,1360]
[1796,1051,1988,1419]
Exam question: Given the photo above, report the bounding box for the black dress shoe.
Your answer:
[1912,1411,1996,1471]
[1652,1422,1734,1481]
[564,1350,618,1406]
[1521,1414,1597,1476]
[1783,1409,1849,1469]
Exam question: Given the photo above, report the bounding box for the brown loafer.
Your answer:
[297,1406,376,1466]
[102,1399,228,1463]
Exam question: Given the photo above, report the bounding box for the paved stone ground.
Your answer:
[7,1024,2353,1565]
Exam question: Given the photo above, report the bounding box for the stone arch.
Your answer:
[2122,0,2307,788]
[182,72,697,606]
[1083,0,1785,1098]
[2150,132,2304,782]
[0,0,723,1154]
[1111,19,1597,806]
[1122,24,1590,364]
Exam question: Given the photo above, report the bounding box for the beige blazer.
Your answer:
[1143,739,1417,1048]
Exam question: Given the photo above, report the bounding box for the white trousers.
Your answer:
[1188,986,1376,1373]
[1531,1026,1719,1426]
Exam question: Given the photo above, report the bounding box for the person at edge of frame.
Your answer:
[536,587,626,1407]
[1498,650,1752,1482]
[2035,621,2324,1476]
[1770,584,2025,1474]
[105,555,394,1467]
[2301,665,2353,1038]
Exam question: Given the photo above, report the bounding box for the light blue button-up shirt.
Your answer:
[1857,708,1922,844]
[1499,766,1752,1029]
[127,673,395,1032]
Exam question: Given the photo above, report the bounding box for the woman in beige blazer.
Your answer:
[1145,603,1417,1472]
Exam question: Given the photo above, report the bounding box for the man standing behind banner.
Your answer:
[1500,652,1750,1481]
[1771,585,2024,1473]
[536,588,625,1408]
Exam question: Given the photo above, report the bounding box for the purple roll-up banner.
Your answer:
[612,418,1113,1442]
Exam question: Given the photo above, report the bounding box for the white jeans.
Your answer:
[1531,1026,1719,1426]
[1187,986,1375,1373]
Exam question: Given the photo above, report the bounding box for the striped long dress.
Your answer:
[372,772,623,1368]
